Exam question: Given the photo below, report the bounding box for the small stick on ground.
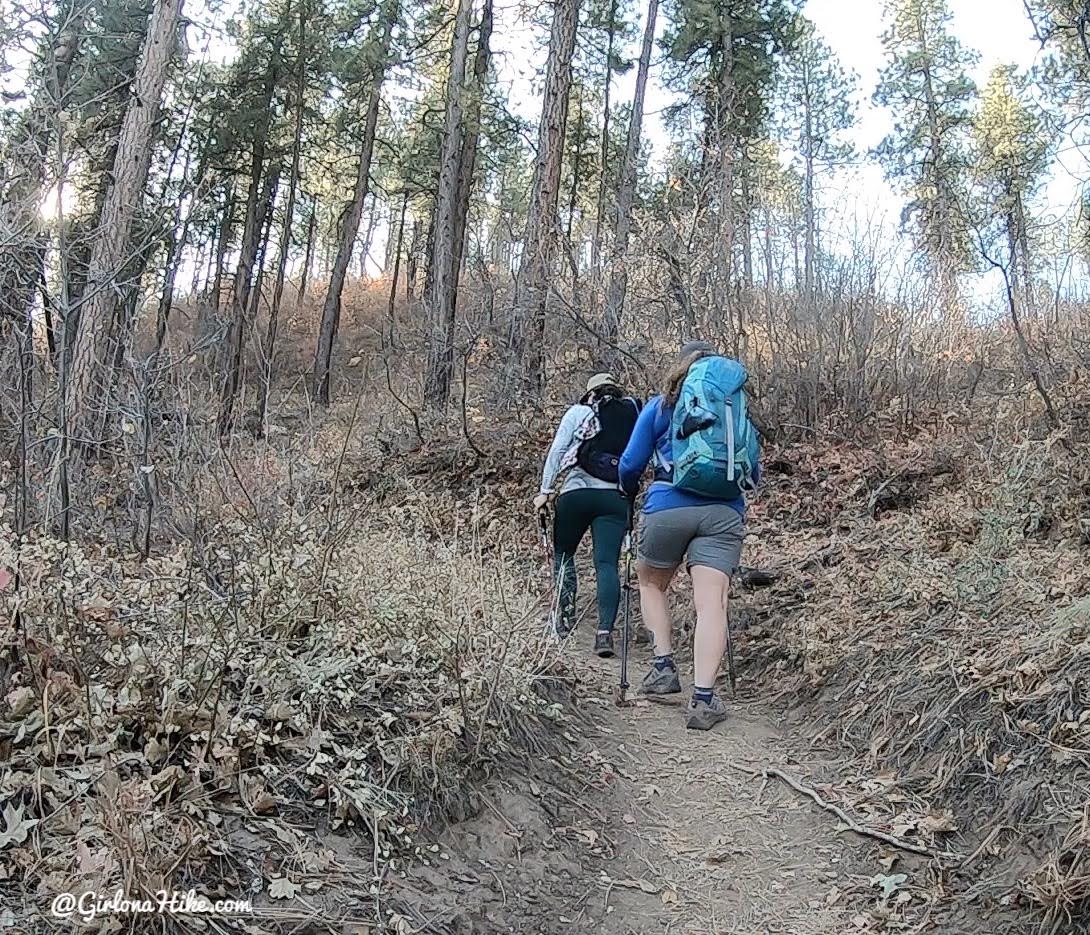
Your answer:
[729,763,960,860]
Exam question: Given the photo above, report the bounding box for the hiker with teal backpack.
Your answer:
[618,341,761,730]
[534,374,641,657]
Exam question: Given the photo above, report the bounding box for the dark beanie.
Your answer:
[679,340,716,358]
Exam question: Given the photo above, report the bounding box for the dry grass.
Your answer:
[0,411,567,934]
[739,397,1090,932]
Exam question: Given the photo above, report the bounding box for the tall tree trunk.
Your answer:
[591,0,618,279]
[566,85,583,247]
[358,195,378,278]
[218,157,279,436]
[387,191,409,343]
[298,196,317,302]
[312,1,397,406]
[916,8,959,319]
[715,15,736,315]
[739,143,753,292]
[802,63,816,306]
[206,180,236,324]
[0,0,86,355]
[601,0,658,348]
[509,0,582,393]
[421,0,494,390]
[64,0,183,451]
[155,146,206,355]
[1013,189,1033,324]
[259,8,307,433]
[451,0,492,299]
[248,168,281,322]
[423,0,474,406]
[406,216,421,300]
[763,205,774,316]
[217,35,281,434]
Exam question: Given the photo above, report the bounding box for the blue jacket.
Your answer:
[618,395,759,516]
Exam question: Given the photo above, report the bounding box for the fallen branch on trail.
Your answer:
[728,763,961,860]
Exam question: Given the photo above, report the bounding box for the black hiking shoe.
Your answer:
[594,631,615,658]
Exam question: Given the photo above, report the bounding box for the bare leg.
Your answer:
[690,565,730,688]
[637,561,677,657]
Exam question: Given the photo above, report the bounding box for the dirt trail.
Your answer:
[550,656,871,935]
[397,648,943,935]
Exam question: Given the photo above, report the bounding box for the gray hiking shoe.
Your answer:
[638,664,682,695]
[686,695,728,731]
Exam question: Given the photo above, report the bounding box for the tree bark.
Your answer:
[358,195,378,278]
[566,85,583,247]
[207,180,237,323]
[715,12,736,314]
[216,32,283,435]
[218,159,279,436]
[259,8,308,432]
[298,196,317,303]
[915,5,959,318]
[451,0,492,302]
[802,58,816,306]
[387,191,409,343]
[591,0,618,279]
[509,0,582,393]
[423,0,474,406]
[601,0,658,348]
[64,0,183,450]
[406,215,421,300]
[311,1,397,406]
[740,142,753,292]
[248,168,281,322]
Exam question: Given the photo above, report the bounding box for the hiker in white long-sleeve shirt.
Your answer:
[534,373,640,657]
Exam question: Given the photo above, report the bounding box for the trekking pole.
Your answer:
[537,507,550,554]
[615,501,635,706]
[724,593,737,697]
[538,505,563,640]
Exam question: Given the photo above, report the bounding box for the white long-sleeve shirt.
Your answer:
[539,404,616,497]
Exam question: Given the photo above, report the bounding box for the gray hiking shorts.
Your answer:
[637,504,744,577]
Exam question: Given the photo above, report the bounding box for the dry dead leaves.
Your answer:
[0,488,565,933]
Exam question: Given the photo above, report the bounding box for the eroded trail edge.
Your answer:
[393,652,993,935]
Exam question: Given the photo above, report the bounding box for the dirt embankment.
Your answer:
[387,424,1088,935]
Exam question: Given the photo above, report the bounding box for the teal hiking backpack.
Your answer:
[670,356,758,500]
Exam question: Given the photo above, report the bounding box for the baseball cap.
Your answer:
[586,372,618,393]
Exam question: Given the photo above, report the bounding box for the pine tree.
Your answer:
[509,0,582,393]
[601,0,658,346]
[423,0,494,407]
[665,0,799,316]
[874,0,977,317]
[972,64,1050,321]
[311,0,399,406]
[776,14,856,304]
[66,0,186,448]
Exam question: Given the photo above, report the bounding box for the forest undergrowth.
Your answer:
[0,395,573,933]
[738,408,1090,933]
[2,316,1089,933]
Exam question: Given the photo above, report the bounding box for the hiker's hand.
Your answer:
[533,493,549,513]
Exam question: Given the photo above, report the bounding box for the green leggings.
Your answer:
[553,487,629,634]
